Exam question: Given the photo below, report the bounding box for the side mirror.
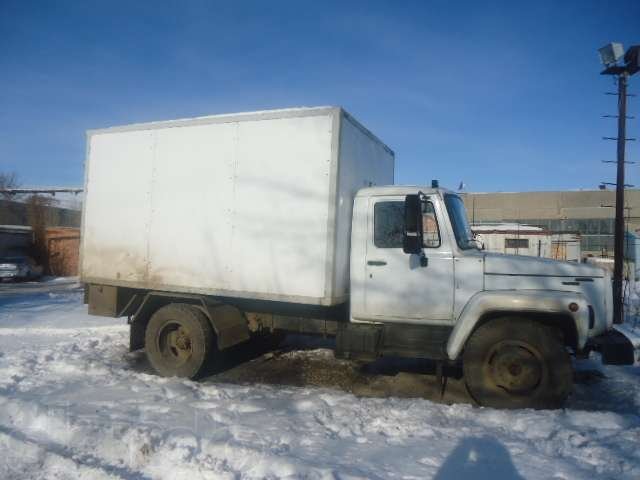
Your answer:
[403,194,423,254]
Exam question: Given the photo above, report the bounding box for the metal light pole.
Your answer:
[599,43,639,324]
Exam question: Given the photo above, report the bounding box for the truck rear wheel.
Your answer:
[463,317,572,409]
[145,303,216,379]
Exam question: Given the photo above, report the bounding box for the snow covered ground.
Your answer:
[0,285,639,479]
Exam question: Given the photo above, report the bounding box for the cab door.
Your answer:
[361,196,455,323]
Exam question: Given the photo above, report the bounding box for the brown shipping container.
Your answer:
[46,227,80,276]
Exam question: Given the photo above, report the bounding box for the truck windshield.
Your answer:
[444,194,476,250]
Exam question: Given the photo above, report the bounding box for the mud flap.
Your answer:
[202,303,250,350]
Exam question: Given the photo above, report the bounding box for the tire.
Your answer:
[463,317,573,409]
[145,303,216,379]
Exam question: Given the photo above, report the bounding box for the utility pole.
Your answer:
[599,43,639,324]
[613,72,628,325]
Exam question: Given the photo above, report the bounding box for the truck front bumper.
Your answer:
[587,323,640,365]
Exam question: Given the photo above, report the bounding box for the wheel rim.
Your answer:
[485,340,545,395]
[157,321,193,366]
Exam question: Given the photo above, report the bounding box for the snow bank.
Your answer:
[0,288,639,479]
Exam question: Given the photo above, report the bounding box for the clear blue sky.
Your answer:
[1,0,638,191]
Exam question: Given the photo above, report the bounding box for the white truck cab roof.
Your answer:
[355,185,456,198]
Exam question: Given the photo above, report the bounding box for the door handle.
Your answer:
[367,260,387,266]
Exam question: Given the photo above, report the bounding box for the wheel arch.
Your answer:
[447,290,589,360]
[129,291,250,352]
[468,310,577,351]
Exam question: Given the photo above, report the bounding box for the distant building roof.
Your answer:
[0,225,33,233]
[471,223,545,233]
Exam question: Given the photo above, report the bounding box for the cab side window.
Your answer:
[374,200,441,248]
[422,202,441,248]
[374,202,404,248]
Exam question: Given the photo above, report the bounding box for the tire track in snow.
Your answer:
[0,325,127,336]
[0,426,152,480]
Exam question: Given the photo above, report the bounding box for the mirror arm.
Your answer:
[419,251,428,267]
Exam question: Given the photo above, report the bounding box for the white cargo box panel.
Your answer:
[80,106,394,306]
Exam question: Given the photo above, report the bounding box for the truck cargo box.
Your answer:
[80,106,394,306]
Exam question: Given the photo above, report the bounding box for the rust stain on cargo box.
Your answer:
[81,247,149,283]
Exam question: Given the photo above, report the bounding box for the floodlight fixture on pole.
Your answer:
[599,43,625,67]
[598,42,639,325]
[624,46,640,75]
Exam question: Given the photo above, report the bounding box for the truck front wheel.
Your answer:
[463,317,572,409]
[145,303,216,379]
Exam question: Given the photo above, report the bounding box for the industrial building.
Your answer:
[472,223,581,261]
[0,198,80,227]
[462,189,640,258]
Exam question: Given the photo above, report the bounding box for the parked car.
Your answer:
[0,256,43,282]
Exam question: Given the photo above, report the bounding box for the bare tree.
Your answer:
[0,172,18,190]
[0,171,22,224]
[0,171,19,194]
[26,194,56,269]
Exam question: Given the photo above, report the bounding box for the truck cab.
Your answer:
[341,185,634,408]
[350,186,611,338]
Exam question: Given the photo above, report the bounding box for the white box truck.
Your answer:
[82,106,638,409]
